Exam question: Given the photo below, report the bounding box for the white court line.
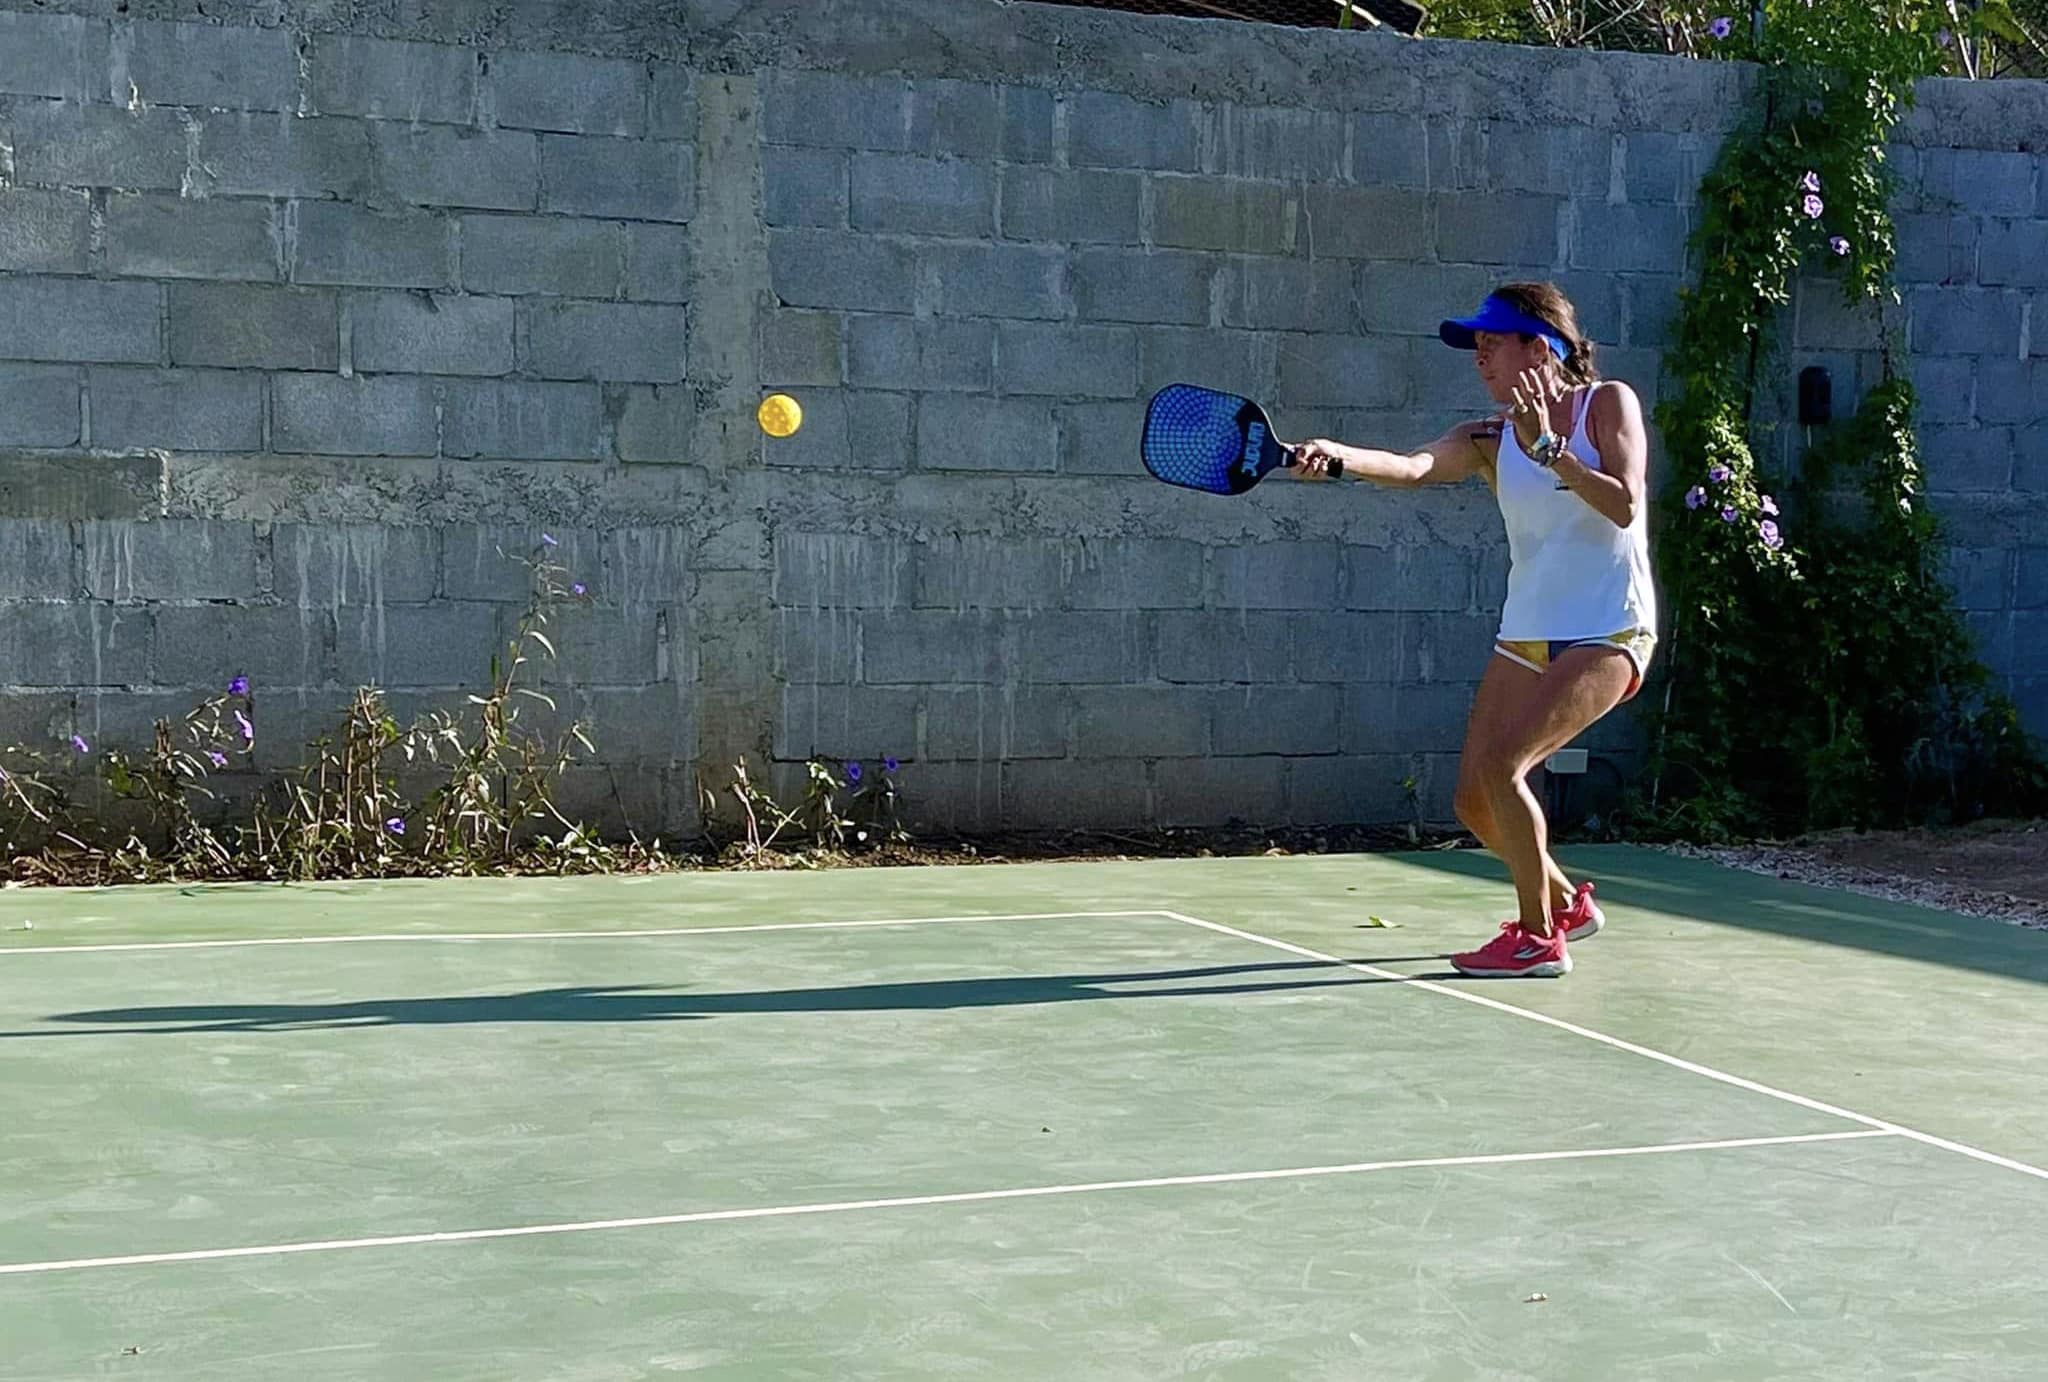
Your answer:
[0,1129,1892,1278]
[1160,910,2048,1187]
[0,910,1166,958]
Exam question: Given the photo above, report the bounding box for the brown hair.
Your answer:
[1492,281,1598,386]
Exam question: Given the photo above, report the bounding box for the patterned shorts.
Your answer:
[1494,627,1658,700]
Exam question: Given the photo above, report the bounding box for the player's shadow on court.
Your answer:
[11,957,1444,1037]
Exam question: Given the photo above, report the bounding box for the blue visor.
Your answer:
[1439,295,1568,360]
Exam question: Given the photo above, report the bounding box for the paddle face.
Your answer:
[1141,384,1294,496]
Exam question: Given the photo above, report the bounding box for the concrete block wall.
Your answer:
[0,0,2042,839]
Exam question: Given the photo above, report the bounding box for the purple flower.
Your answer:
[1798,170,1820,194]
[235,710,254,743]
[845,760,862,784]
[1937,27,1952,47]
[1829,236,1850,256]
[228,675,250,697]
[1802,194,1824,219]
[571,582,587,597]
[207,751,228,768]
[1708,464,1732,483]
[884,756,900,774]
[1708,15,1732,38]
[1761,494,1779,516]
[1760,519,1783,550]
[1720,506,1738,523]
[541,533,558,548]
[70,735,89,754]
[385,817,405,836]
[1685,485,1706,510]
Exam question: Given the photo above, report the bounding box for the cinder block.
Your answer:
[104,194,276,282]
[7,102,188,191]
[441,525,597,602]
[1570,203,1687,273]
[1016,611,1148,683]
[1622,274,1686,348]
[1893,213,1977,286]
[154,604,327,688]
[1057,400,1143,477]
[1074,687,1207,757]
[624,224,689,303]
[1066,539,1204,610]
[309,34,477,123]
[1434,192,1561,266]
[1982,359,2048,425]
[600,527,694,608]
[441,380,603,460]
[1284,753,1414,826]
[615,384,694,464]
[1001,86,1056,164]
[1353,113,1428,188]
[169,283,335,369]
[492,50,647,136]
[761,71,916,151]
[775,686,919,760]
[272,524,439,608]
[540,137,694,223]
[0,519,78,599]
[1001,756,1150,828]
[527,301,686,383]
[775,607,864,683]
[118,19,296,111]
[0,366,83,446]
[762,147,849,229]
[1072,248,1216,326]
[768,230,917,313]
[335,601,502,688]
[773,533,912,609]
[915,395,1055,472]
[1344,545,1472,611]
[293,202,452,289]
[1916,148,2036,217]
[1405,612,1496,683]
[1622,131,1702,204]
[761,389,912,471]
[851,154,994,236]
[1211,685,1340,755]
[1909,288,2023,357]
[1154,755,1286,826]
[0,188,92,274]
[1939,547,2013,612]
[352,291,515,376]
[1303,187,1429,260]
[884,760,1002,833]
[3,603,152,685]
[371,125,538,211]
[2016,548,2048,608]
[1137,327,1274,399]
[89,368,263,452]
[1978,219,2048,288]
[0,278,160,365]
[1795,279,1891,351]
[1000,167,1140,244]
[460,215,621,297]
[272,373,438,457]
[1904,354,1974,425]
[907,79,1001,160]
[995,322,1136,399]
[2011,613,2048,674]
[1291,610,1406,678]
[859,610,1003,683]
[1275,337,1408,409]
[1458,123,1610,199]
[931,243,1066,320]
[1207,105,1348,182]
[1358,262,1497,336]
[81,519,257,600]
[196,117,376,200]
[650,65,695,141]
[1222,259,1356,334]
[924,685,1068,760]
[1919,426,2013,493]
[913,537,1063,611]
[1151,177,1298,255]
[1155,609,1292,682]
[762,310,845,388]
[0,11,104,101]
[1069,92,1203,172]
[1342,682,1476,755]
[527,603,665,686]
[848,315,990,392]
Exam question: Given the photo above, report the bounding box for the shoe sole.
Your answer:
[1452,951,1573,978]
[1561,912,1604,943]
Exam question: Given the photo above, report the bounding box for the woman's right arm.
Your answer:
[1289,420,1498,488]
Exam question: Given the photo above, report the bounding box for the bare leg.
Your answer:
[1454,656,1574,914]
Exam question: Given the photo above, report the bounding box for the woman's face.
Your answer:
[1471,329,1555,404]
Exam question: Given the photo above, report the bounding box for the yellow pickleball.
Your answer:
[757,393,803,438]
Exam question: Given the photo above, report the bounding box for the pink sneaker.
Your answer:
[1450,921,1571,978]
[1557,882,1604,943]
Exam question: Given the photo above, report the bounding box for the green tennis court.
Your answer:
[3,846,2045,1379]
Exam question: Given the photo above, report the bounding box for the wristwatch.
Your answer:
[1528,431,1563,467]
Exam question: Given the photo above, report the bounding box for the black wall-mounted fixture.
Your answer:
[1798,365,1832,426]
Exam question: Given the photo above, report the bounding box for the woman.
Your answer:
[1287,282,1656,978]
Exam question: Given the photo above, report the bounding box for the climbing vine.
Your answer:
[1645,0,2046,839]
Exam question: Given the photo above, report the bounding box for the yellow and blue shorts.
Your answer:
[1494,627,1657,700]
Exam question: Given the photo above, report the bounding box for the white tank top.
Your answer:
[1493,384,1658,642]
